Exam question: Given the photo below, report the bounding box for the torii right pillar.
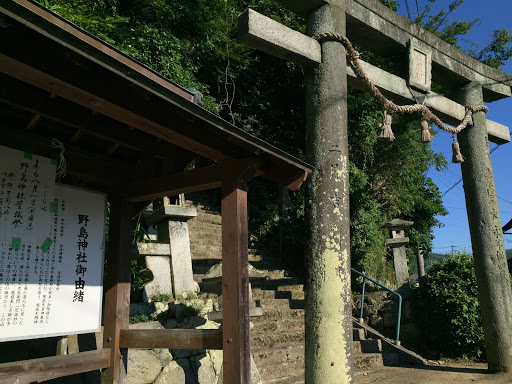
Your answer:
[458,82,512,373]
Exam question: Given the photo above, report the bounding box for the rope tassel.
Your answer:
[378,110,395,141]
[421,119,433,143]
[451,135,464,163]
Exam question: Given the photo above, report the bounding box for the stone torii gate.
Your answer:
[238,0,512,382]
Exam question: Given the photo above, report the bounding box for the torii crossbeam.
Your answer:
[238,1,512,383]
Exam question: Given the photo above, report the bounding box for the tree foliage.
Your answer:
[417,252,485,360]
[414,0,512,69]
[34,0,509,283]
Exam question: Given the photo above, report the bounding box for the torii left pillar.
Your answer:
[305,4,353,384]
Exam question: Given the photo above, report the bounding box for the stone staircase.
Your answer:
[186,194,408,384]
[250,271,400,384]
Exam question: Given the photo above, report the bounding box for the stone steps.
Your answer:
[353,327,366,341]
[258,298,298,310]
[250,277,302,289]
[252,288,304,300]
[252,318,304,334]
[353,339,382,354]
[277,284,304,292]
[252,345,305,366]
[251,330,305,349]
[249,289,401,383]
[259,308,305,321]
[258,359,305,382]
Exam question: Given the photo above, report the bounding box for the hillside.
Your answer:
[412,250,512,275]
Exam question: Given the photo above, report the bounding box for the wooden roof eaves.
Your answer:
[0,0,195,103]
[0,0,312,184]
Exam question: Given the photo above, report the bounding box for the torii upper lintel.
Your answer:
[238,8,510,144]
[275,0,512,102]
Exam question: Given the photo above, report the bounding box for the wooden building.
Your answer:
[0,1,311,382]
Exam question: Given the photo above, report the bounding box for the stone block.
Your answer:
[408,38,432,92]
[208,350,223,376]
[192,354,217,384]
[146,205,197,225]
[154,359,196,384]
[383,312,397,329]
[143,255,173,303]
[153,348,174,367]
[129,303,154,317]
[129,320,164,330]
[369,314,383,330]
[169,220,196,295]
[132,243,170,258]
[127,349,162,384]
[218,355,262,384]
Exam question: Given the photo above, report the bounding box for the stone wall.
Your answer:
[127,318,223,384]
[352,291,423,345]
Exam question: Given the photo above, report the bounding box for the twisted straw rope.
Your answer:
[313,32,488,134]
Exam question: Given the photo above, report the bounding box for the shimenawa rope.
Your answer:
[313,32,488,162]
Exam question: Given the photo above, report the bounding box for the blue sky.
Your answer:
[396,0,512,254]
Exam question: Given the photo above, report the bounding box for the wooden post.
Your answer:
[102,195,132,383]
[304,5,353,383]
[457,82,512,373]
[221,176,251,384]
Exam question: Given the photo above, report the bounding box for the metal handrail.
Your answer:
[351,268,402,343]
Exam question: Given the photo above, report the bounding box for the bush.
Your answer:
[417,252,485,360]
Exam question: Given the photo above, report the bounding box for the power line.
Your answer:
[404,0,412,19]
[440,143,501,197]
[442,179,462,197]
[498,196,512,206]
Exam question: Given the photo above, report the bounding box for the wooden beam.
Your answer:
[25,113,41,130]
[0,16,312,176]
[107,142,120,155]
[262,163,309,191]
[102,195,132,384]
[70,127,85,144]
[121,158,261,202]
[0,122,134,185]
[119,329,223,349]
[0,349,110,383]
[238,9,510,144]
[0,53,232,162]
[221,175,252,384]
[0,77,194,158]
[0,0,195,103]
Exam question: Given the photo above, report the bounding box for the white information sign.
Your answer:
[0,184,106,341]
[0,145,56,246]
